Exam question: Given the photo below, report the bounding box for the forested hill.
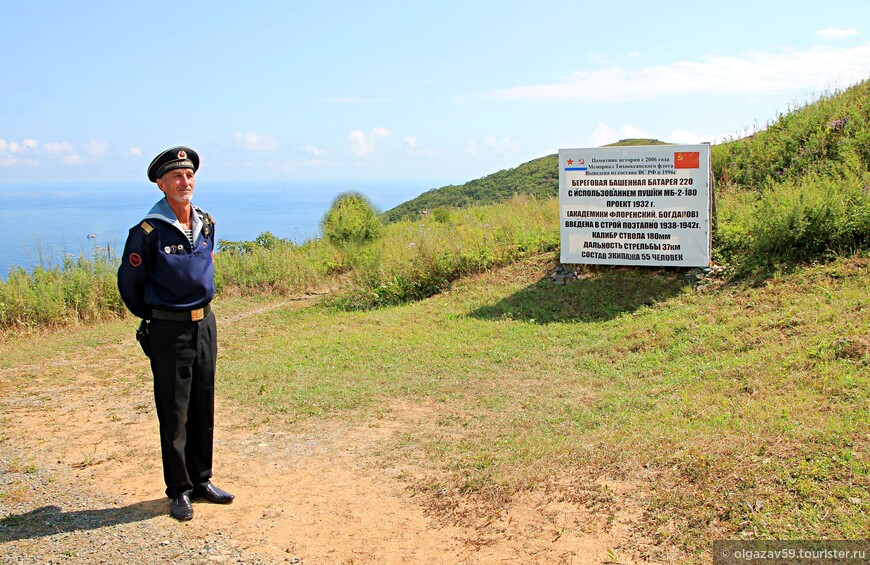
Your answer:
[382,138,667,222]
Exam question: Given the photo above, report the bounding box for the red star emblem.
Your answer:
[567,159,574,165]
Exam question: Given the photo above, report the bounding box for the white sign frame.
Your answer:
[559,144,712,267]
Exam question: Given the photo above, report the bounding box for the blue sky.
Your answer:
[1,0,869,184]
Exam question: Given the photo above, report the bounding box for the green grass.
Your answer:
[2,250,867,560]
[211,251,869,559]
[0,254,125,330]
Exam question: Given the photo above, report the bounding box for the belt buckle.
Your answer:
[191,308,205,321]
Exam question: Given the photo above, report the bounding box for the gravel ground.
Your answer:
[0,442,283,564]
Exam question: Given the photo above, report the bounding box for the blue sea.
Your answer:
[0,179,445,279]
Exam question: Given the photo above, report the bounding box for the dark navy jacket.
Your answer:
[118,198,216,320]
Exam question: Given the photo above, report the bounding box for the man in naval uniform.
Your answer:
[118,146,234,521]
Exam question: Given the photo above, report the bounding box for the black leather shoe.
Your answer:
[170,495,193,521]
[192,482,234,504]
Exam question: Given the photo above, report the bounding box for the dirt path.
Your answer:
[0,301,647,564]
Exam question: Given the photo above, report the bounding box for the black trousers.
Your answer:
[148,312,217,499]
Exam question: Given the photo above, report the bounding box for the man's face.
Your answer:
[156,168,195,205]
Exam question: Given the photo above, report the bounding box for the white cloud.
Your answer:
[299,146,336,168]
[234,131,279,151]
[240,159,296,173]
[347,131,368,156]
[816,27,859,39]
[0,138,37,155]
[44,141,81,165]
[302,158,337,169]
[587,123,619,147]
[127,146,143,156]
[667,129,707,144]
[465,135,519,157]
[589,124,647,146]
[347,127,391,158]
[0,138,39,166]
[404,135,439,158]
[0,138,116,167]
[239,157,338,172]
[489,43,870,103]
[667,129,731,144]
[83,140,108,158]
[587,123,729,147]
[586,123,728,147]
[617,125,649,140]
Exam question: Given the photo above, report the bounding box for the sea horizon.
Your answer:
[0,178,451,279]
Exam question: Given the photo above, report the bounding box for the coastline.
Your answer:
[0,179,443,278]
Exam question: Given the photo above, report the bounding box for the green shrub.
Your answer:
[713,171,870,271]
[710,80,870,272]
[712,187,757,266]
[0,252,124,330]
[330,195,559,310]
[215,236,333,296]
[322,192,383,245]
[431,208,452,224]
[219,231,294,255]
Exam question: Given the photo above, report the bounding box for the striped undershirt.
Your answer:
[182,227,194,247]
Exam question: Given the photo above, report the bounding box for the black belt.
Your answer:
[151,304,211,322]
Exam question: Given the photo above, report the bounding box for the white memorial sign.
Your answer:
[559,144,712,267]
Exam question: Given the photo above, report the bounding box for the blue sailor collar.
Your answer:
[144,197,204,243]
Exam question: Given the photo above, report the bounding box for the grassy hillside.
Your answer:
[384,80,870,274]
[386,73,870,226]
[2,83,869,562]
[712,79,870,187]
[2,81,869,324]
[220,250,869,561]
[712,79,870,270]
[4,250,867,562]
[382,139,668,222]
